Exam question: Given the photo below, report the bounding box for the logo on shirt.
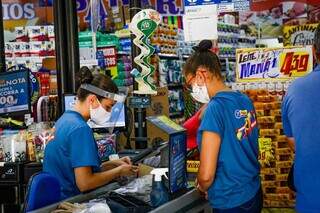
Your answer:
[235,110,248,119]
[236,110,257,141]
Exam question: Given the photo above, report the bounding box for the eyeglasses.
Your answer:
[183,75,195,93]
[183,70,207,93]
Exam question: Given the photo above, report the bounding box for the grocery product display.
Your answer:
[5,26,55,72]
[1,1,320,212]
[236,81,295,208]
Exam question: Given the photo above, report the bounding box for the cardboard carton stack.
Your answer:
[245,88,295,208]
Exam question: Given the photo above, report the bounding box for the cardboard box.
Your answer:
[146,87,170,147]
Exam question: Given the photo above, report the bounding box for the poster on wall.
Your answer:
[183,0,218,42]
[283,2,308,25]
[236,46,313,82]
[2,0,53,41]
[283,23,318,47]
[0,70,30,114]
[308,5,320,23]
[239,5,283,38]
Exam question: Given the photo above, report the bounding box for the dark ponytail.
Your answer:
[76,66,118,102]
[184,40,222,79]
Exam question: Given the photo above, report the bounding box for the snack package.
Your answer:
[276,174,289,182]
[13,42,22,57]
[47,25,55,41]
[5,43,14,58]
[276,161,292,168]
[95,133,116,161]
[257,116,276,124]
[27,26,48,41]
[15,27,29,42]
[260,129,281,136]
[270,109,282,116]
[20,42,31,57]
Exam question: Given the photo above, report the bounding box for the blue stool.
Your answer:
[23,172,61,212]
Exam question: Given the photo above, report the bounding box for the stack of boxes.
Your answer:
[244,83,295,208]
[5,26,55,72]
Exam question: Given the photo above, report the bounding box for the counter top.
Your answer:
[30,185,209,213]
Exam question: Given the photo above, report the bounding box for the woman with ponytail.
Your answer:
[43,67,138,199]
[184,40,262,212]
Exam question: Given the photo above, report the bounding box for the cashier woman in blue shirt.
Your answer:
[184,40,262,212]
[43,67,138,199]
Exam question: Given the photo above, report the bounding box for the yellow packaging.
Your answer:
[275,122,283,129]
[276,161,292,168]
[256,110,265,117]
[187,160,200,173]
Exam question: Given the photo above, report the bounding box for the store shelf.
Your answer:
[158,53,180,59]
[219,56,236,60]
[167,83,183,89]
[117,51,130,55]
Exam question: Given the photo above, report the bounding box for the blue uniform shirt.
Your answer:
[197,91,260,209]
[282,65,320,213]
[43,111,101,199]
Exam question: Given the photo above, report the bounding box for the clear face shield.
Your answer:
[80,84,128,133]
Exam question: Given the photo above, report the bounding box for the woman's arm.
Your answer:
[101,157,132,171]
[197,131,221,192]
[75,164,138,192]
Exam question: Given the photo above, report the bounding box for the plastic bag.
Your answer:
[1,130,27,162]
[27,122,54,163]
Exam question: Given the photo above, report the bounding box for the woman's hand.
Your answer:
[119,164,139,177]
[195,178,208,200]
[113,156,132,167]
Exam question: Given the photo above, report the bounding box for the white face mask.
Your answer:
[191,83,210,104]
[90,100,111,126]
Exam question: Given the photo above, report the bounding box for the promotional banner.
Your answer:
[239,5,283,38]
[0,70,30,114]
[283,23,318,46]
[251,0,319,12]
[236,46,313,82]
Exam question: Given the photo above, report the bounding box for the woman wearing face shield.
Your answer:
[184,40,262,212]
[43,67,138,200]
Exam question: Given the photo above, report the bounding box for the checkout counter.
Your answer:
[29,144,212,213]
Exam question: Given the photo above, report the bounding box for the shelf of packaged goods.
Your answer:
[117,51,131,55]
[157,53,180,59]
[219,56,236,60]
[167,84,183,89]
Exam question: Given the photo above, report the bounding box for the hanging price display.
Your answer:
[130,9,161,95]
[236,46,313,82]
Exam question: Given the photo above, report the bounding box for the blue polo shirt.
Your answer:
[197,91,260,209]
[43,111,101,199]
[282,65,320,213]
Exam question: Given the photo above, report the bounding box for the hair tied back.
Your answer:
[192,40,213,52]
